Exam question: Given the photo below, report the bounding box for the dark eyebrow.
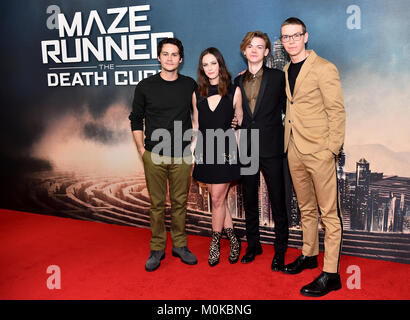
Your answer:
[162,51,179,55]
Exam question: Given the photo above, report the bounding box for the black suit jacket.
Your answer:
[234,66,286,158]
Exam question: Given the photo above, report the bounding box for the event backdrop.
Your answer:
[1,0,409,264]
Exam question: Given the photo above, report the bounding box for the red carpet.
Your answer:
[0,209,409,300]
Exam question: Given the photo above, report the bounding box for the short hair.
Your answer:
[240,31,271,54]
[157,37,184,59]
[280,17,307,35]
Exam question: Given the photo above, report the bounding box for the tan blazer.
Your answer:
[283,50,345,155]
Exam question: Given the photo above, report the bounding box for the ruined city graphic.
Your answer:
[21,149,410,264]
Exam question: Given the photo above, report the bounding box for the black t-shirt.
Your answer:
[129,73,197,157]
[288,58,306,96]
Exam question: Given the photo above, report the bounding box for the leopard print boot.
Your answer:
[225,227,241,264]
[208,231,221,267]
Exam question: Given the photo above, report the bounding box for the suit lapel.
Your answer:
[292,50,317,97]
[238,74,253,119]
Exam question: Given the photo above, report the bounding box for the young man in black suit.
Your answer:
[234,31,289,270]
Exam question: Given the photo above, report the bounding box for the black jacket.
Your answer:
[234,66,286,158]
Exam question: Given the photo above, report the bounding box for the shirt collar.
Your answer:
[245,67,263,81]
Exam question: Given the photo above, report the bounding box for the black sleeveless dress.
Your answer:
[193,84,240,184]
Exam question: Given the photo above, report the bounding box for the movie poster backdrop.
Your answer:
[1,0,409,264]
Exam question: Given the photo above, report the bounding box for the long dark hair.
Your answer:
[197,47,231,97]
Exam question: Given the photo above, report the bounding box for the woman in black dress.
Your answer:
[191,47,243,266]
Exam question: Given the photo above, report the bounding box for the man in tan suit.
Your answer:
[280,17,346,297]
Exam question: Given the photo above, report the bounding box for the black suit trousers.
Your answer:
[241,156,289,253]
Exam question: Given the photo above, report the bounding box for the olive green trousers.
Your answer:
[142,151,192,250]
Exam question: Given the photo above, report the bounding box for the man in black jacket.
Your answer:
[235,31,288,271]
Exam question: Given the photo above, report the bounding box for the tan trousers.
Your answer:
[287,137,343,273]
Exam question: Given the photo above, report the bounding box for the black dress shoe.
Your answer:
[282,255,318,274]
[271,252,285,271]
[240,246,263,263]
[300,272,342,297]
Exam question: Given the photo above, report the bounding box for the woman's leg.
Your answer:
[223,200,234,229]
[207,183,230,266]
[208,183,230,232]
[221,185,241,263]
